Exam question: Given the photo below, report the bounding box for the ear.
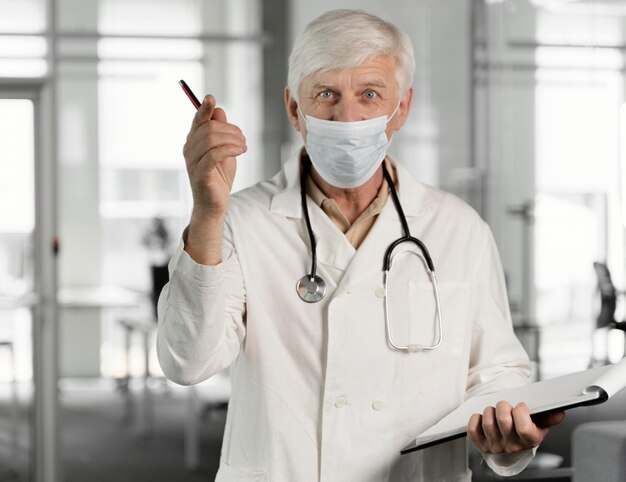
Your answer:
[392,87,414,132]
[285,87,302,132]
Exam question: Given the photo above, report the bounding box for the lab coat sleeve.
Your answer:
[466,223,535,476]
[156,220,246,386]
[465,224,531,396]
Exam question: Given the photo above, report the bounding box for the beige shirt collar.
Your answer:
[305,157,397,249]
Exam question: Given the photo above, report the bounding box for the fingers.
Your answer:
[212,106,227,123]
[532,409,566,429]
[467,406,510,455]
[184,124,247,169]
[517,406,564,448]
[190,95,216,131]
[188,97,236,137]
[183,95,247,172]
[467,413,488,453]
[481,406,505,453]
[197,145,247,173]
[511,404,540,447]
[468,401,562,455]
[495,400,515,440]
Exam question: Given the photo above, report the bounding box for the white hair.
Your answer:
[287,9,415,102]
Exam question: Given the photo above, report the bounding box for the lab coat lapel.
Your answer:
[269,153,302,219]
[334,198,399,294]
[335,162,430,294]
[311,203,356,272]
[270,151,355,272]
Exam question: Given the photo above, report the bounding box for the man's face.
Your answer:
[285,55,413,141]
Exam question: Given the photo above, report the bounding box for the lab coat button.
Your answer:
[372,400,385,411]
[375,287,385,298]
[334,397,347,409]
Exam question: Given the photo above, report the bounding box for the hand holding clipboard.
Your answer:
[402,357,626,454]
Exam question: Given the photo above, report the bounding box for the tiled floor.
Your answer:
[0,378,225,482]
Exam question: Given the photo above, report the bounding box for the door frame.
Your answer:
[0,78,60,482]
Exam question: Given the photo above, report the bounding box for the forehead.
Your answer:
[300,55,397,90]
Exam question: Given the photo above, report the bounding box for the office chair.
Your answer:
[592,261,626,364]
[592,262,626,329]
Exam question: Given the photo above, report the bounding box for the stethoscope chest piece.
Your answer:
[296,275,326,303]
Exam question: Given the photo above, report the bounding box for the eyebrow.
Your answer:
[362,81,388,89]
[311,83,334,91]
[310,80,389,90]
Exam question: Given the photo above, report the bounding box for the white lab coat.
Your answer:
[157,152,533,482]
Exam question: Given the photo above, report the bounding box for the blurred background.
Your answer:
[1,0,626,481]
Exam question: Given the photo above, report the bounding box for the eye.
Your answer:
[318,90,334,99]
[363,90,378,100]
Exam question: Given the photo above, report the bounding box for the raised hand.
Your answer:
[183,94,247,218]
[182,95,247,265]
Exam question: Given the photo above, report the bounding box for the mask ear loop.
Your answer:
[297,104,307,123]
[387,102,401,124]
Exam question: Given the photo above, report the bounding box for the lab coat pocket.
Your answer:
[215,463,269,482]
[406,281,469,357]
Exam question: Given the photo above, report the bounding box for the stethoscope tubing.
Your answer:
[296,160,327,303]
[300,160,318,279]
[297,158,443,351]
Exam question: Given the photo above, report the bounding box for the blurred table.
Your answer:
[0,292,39,311]
[58,285,143,309]
[58,286,156,435]
[57,286,144,377]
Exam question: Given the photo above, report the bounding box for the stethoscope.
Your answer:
[296,159,443,352]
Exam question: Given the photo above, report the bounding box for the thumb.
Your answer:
[532,410,566,429]
[212,107,227,123]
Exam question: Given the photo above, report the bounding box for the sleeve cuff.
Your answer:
[483,446,537,477]
[170,229,236,288]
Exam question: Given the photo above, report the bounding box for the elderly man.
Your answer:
[157,9,563,481]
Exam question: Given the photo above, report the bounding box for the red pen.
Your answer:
[178,79,201,110]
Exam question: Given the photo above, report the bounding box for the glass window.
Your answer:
[97,0,263,297]
[0,0,45,33]
[0,97,36,479]
[480,1,626,378]
[0,0,47,77]
[0,99,35,235]
[98,59,202,169]
[98,0,203,36]
[0,98,34,380]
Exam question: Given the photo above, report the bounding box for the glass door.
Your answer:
[0,95,37,480]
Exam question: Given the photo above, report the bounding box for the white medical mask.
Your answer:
[300,105,399,189]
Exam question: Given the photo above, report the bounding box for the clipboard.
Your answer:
[401,357,626,455]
